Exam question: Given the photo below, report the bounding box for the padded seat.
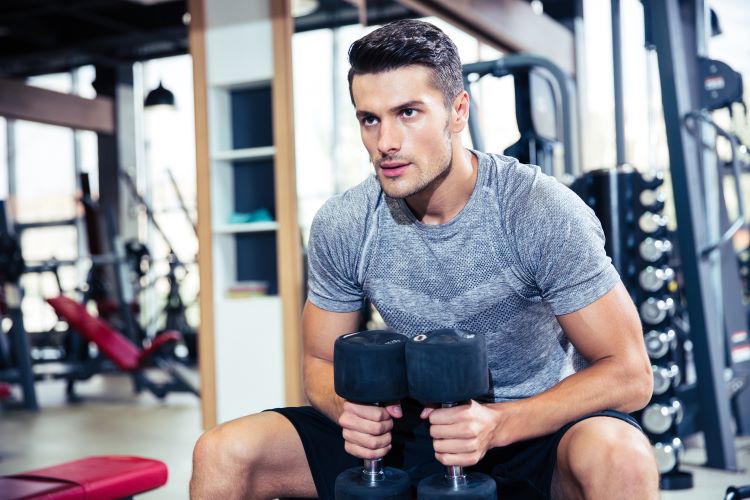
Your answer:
[0,455,168,499]
[47,296,180,372]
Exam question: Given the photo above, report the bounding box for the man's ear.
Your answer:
[450,90,470,134]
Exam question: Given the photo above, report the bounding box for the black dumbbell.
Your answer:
[406,329,497,500]
[333,330,411,500]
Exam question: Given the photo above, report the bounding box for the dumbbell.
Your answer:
[644,329,677,359]
[639,237,673,263]
[642,398,683,435]
[638,212,668,236]
[639,189,666,213]
[638,266,675,293]
[333,330,411,500]
[653,437,684,473]
[652,363,681,395]
[640,297,674,325]
[406,329,497,500]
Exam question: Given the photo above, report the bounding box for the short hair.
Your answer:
[347,19,464,108]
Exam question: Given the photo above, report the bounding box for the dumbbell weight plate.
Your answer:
[640,297,674,325]
[334,330,409,404]
[406,329,489,404]
[639,213,668,234]
[335,467,411,500]
[652,363,680,395]
[417,472,497,500]
[642,399,682,435]
[639,267,675,292]
[639,238,673,263]
[653,437,684,474]
[644,329,676,359]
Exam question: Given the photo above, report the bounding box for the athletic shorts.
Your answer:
[269,398,642,500]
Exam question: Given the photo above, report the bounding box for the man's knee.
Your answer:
[193,418,264,474]
[556,417,659,499]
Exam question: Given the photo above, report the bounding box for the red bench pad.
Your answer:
[2,455,168,499]
[47,297,141,371]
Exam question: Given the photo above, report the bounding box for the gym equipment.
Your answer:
[644,329,677,360]
[639,189,667,213]
[119,169,199,363]
[640,297,674,326]
[638,212,668,236]
[638,266,675,293]
[462,55,580,180]
[639,238,673,263]
[642,399,684,435]
[646,0,750,472]
[571,166,692,488]
[653,437,684,473]
[47,296,198,399]
[0,202,38,410]
[406,329,496,500]
[0,455,167,499]
[652,363,681,395]
[333,330,411,500]
[725,485,750,500]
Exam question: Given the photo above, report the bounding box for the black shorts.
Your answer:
[269,398,642,500]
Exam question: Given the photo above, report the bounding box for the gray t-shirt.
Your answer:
[307,150,620,402]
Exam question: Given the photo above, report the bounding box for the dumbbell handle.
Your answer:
[441,403,468,486]
[361,402,386,483]
[362,458,384,482]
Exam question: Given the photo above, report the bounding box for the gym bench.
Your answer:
[0,455,168,499]
[47,296,199,399]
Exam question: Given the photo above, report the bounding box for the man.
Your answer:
[191,19,659,499]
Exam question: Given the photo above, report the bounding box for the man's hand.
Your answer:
[421,400,508,467]
[338,401,403,459]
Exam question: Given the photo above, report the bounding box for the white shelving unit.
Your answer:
[201,0,285,424]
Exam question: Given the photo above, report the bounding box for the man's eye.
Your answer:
[402,109,417,118]
[362,116,378,126]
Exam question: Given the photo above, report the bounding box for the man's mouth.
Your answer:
[379,161,410,178]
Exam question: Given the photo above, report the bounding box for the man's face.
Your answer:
[351,65,454,199]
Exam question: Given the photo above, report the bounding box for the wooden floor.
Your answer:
[0,373,749,499]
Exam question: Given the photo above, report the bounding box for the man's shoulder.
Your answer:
[313,174,382,231]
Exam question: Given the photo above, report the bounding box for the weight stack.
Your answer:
[571,166,693,490]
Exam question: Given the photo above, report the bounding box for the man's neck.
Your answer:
[406,147,478,225]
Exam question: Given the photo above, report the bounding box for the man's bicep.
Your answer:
[302,300,362,363]
[556,281,645,364]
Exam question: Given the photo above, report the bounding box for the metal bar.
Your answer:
[14,218,80,231]
[463,54,579,176]
[646,0,737,471]
[165,168,198,238]
[611,0,626,165]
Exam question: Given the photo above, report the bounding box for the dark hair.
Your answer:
[347,19,464,107]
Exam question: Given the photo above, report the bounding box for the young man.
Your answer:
[191,19,659,499]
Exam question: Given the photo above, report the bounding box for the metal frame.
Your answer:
[463,54,580,178]
[646,0,737,470]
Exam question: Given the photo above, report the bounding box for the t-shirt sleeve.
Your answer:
[306,197,366,313]
[506,165,621,316]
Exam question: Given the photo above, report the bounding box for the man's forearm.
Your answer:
[489,357,652,447]
[303,355,344,423]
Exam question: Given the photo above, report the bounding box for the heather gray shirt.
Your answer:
[307,151,620,402]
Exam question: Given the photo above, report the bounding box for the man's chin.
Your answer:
[376,175,413,199]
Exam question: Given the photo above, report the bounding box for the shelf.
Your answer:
[211,146,276,162]
[213,221,278,234]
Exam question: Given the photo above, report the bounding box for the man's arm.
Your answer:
[302,299,360,421]
[303,300,403,460]
[426,282,653,466]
